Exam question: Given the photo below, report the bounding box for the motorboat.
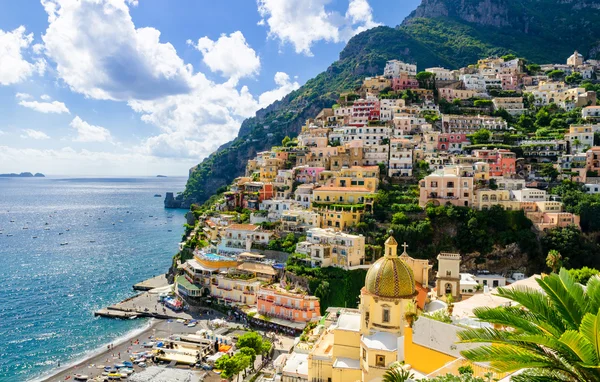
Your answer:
[74,374,89,381]
[60,242,68,246]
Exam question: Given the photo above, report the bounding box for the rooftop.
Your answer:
[332,357,361,370]
[335,310,361,332]
[227,224,259,231]
[361,331,398,351]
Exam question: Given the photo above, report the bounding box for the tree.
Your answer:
[382,366,414,382]
[501,54,517,61]
[416,71,435,89]
[539,163,559,182]
[547,69,565,80]
[282,136,291,146]
[238,347,257,369]
[474,99,493,108]
[526,64,541,74]
[471,129,491,144]
[566,72,583,84]
[214,354,245,381]
[315,281,330,301]
[569,267,600,285]
[392,212,409,225]
[458,269,600,382]
[237,332,272,357]
[546,249,563,273]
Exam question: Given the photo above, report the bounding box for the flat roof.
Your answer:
[333,357,361,369]
[282,352,309,377]
[361,331,398,351]
[335,311,361,332]
[128,366,200,382]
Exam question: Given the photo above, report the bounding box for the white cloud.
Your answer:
[192,31,260,80]
[70,116,113,143]
[257,0,380,55]
[258,72,300,107]
[40,94,51,101]
[19,100,70,114]
[21,129,50,140]
[129,72,300,159]
[0,130,5,136]
[41,0,192,101]
[125,0,138,6]
[16,92,32,100]
[0,26,37,85]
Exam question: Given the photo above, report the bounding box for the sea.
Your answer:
[0,176,189,382]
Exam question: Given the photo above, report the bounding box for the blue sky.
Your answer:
[0,0,419,176]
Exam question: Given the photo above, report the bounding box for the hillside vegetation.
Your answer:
[183,0,600,205]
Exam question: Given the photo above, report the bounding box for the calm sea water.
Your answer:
[0,177,188,381]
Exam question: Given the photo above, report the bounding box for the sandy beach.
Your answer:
[36,319,205,382]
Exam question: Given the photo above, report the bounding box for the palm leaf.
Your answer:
[559,330,597,365]
[537,273,583,330]
[586,276,600,314]
[579,311,600,366]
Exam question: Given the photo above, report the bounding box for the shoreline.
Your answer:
[31,318,160,382]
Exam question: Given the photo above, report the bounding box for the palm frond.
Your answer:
[537,273,583,330]
[579,311,600,365]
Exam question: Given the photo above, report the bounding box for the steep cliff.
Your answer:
[182,0,600,205]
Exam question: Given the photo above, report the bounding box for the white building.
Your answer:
[389,138,414,177]
[474,274,507,289]
[363,144,389,166]
[296,228,366,268]
[460,74,486,92]
[383,59,417,78]
[217,224,274,254]
[425,67,455,81]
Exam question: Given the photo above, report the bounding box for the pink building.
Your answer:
[392,73,419,91]
[295,166,325,183]
[473,149,517,177]
[351,99,380,126]
[257,285,320,323]
[498,74,520,91]
[437,133,469,152]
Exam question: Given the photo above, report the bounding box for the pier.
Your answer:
[132,273,169,291]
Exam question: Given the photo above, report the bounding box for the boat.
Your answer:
[44,227,50,230]
[154,194,161,197]
[66,228,70,231]
[84,224,89,227]
[6,234,13,237]
[59,232,63,235]
[22,227,28,230]
[60,242,68,246]
[122,361,133,368]
[74,374,89,381]
[32,236,38,239]
[90,240,96,243]
[10,220,15,223]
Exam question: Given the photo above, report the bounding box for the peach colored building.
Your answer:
[419,166,476,207]
[587,147,600,175]
[473,148,517,177]
[257,285,321,323]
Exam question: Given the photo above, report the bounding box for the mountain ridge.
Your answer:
[181,0,600,205]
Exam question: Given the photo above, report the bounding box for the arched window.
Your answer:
[382,306,390,323]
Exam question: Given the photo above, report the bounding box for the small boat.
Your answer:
[22,227,28,230]
[45,222,49,225]
[90,240,96,243]
[122,361,133,368]
[60,242,68,246]
[167,230,172,232]
[154,194,161,197]
[6,234,13,237]
[66,228,70,231]
[44,227,50,230]
[32,236,38,239]
[84,224,89,227]
[59,232,63,235]
[74,374,89,381]
[10,220,15,223]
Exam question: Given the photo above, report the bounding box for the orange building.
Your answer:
[257,285,321,323]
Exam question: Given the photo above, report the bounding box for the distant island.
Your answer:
[0,172,45,178]
[156,175,167,178]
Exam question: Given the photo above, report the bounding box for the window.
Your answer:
[493,280,499,288]
[382,307,390,323]
[446,270,452,277]
[376,355,386,367]
[362,348,367,361]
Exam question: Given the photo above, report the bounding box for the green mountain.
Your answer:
[182,0,600,205]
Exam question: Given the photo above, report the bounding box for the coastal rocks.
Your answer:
[164,192,193,209]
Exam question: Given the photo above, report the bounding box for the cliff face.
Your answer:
[181,0,600,206]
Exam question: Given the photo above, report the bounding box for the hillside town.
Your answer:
[171,51,600,381]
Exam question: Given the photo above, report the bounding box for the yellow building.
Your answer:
[307,236,418,382]
[260,157,284,182]
[318,205,364,231]
[312,186,374,205]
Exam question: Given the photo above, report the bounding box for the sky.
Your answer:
[0,0,420,176]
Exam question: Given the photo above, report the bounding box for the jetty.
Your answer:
[132,274,169,291]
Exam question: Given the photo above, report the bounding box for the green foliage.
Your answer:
[470,129,491,144]
[267,233,301,253]
[237,332,271,356]
[551,180,600,233]
[473,99,493,108]
[458,269,600,382]
[541,225,600,271]
[382,367,414,382]
[568,267,600,285]
[546,69,565,80]
[565,72,583,84]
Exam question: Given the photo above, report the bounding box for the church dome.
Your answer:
[365,237,416,298]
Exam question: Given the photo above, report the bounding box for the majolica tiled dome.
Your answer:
[365,236,416,298]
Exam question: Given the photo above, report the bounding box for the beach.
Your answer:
[37,319,204,382]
